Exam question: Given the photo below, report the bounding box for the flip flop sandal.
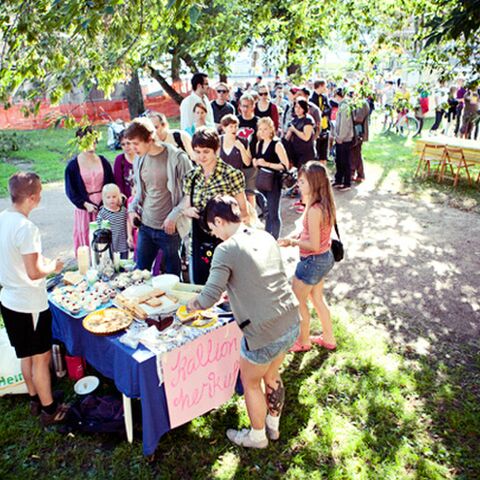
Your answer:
[289,341,312,353]
[310,335,337,350]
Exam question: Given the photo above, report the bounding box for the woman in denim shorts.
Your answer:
[187,195,300,449]
[279,161,337,352]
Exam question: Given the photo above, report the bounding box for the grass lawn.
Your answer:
[0,117,479,478]
[1,307,478,479]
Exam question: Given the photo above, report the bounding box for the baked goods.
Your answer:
[51,281,116,316]
[110,269,152,291]
[176,305,218,328]
[115,294,148,320]
[83,308,133,335]
[63,271,84,286]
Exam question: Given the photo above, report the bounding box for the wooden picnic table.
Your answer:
[415,135,480,164]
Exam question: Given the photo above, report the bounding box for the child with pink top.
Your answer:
[279,161,337,352]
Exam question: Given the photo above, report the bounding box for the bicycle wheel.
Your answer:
[397,115,419,136]
[255,190,268,223]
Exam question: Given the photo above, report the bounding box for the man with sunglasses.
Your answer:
[180,72,214,132]
[211,83,235,127]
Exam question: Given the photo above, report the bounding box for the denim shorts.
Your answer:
[240,322,300,365]
[294,250,334,285]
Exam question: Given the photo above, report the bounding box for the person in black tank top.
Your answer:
[253,118,290,239]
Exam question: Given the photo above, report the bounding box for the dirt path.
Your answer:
[1,170,478,360]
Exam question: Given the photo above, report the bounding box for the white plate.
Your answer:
[74,375,100,395]
[120,284,179,315]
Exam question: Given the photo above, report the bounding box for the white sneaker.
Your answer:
[226,428,268,448]
[266,426,280,441]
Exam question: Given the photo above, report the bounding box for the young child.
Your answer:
[278,161,337,352]
[97,183,130,259]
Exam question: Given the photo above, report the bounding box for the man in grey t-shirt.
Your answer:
[125,119,192,275]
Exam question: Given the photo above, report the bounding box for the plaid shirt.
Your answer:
[183,159,245,211]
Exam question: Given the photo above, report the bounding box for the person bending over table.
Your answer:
[124,118,192,275]
[187,195,300,448]
[182,127,248,285]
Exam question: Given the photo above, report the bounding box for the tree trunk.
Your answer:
[171,51,181,82]
[124,70,145,119]
[149,66,185,105]
[219,73,228,83]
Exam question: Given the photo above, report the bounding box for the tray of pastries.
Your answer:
[83,308,133,335]
[50,281,116,318]
[176,305,218,328]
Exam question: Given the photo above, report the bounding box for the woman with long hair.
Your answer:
[253,117,289,239]
[279,161,337,352]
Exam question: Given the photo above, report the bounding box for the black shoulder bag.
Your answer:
[331,222,344,262]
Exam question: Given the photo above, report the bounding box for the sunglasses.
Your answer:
[216,90,228,94]
[259,92,268,96]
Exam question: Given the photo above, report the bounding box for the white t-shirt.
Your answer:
[0,210,48,313]
[180,92,214,131]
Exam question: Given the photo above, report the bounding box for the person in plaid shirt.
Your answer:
[183,127,248,284]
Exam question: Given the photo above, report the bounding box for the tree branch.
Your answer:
[180,52,199,73]
[148,65,185,105]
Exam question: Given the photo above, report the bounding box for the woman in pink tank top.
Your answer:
[279,161,337,352]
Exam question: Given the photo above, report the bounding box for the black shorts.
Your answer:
[0,303,52,359]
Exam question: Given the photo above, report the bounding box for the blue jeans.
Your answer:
[136,224,181,275]
[260,176,282,239]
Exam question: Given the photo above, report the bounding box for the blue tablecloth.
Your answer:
[50,302,169,456]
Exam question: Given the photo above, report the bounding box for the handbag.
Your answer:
[255,167,275,192]
[331,222,344,262]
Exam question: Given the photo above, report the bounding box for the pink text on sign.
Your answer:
[163,322,242,429]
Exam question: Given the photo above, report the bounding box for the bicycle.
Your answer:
[383,107,419,137]
[245,189,268,228]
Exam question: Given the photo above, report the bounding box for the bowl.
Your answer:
[151,274,180,291]
[74,375,100,395]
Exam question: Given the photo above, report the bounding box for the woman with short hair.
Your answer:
[182,128,249,284]
[285,97,316,168]
[187,195,300,448]
[124,118,192,274]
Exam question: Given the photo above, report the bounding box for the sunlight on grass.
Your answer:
[211,451,240,479]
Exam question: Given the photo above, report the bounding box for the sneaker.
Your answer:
[40,403,69,427]
[331,182,342,188]
[295,205,305,214]
[310,335,337,350]
[337,185,351,191]
[293,200,303,207]
[266,426,280,441]
[30,390,65,417]
[353,177,365,183]
[226,428,268,448]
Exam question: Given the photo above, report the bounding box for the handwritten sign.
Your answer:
[163,322,242,429]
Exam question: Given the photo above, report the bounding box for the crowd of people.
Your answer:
[379,77,480,139]
[2,71,413,448]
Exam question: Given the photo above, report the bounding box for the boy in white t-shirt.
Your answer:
[0,172,68,426]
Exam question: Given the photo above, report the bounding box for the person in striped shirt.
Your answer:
[97,184,130,258]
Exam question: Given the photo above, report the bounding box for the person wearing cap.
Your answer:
[332,88,354,191]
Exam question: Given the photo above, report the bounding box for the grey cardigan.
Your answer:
[196,226,300,350]
[334,99,354,143]
[128,143,193,238]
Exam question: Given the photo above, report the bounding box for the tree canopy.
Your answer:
[0,0,478,112]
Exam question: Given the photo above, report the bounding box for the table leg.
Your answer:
[123,394,133,443]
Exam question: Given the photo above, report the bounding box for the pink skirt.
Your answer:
[73,208,98,254]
